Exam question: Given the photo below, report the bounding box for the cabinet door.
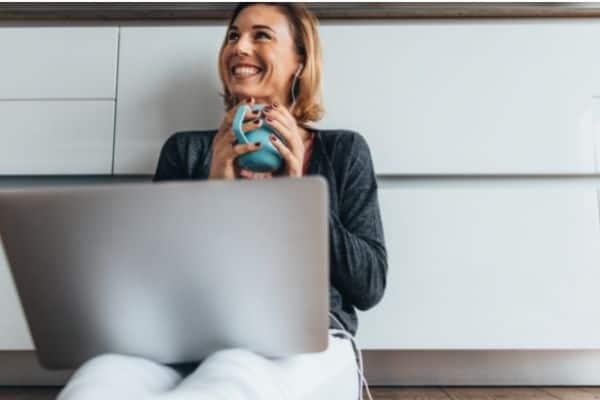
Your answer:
[356,186,600,349]
[0,101,114,174]
[114,26,225,174]
[115,22,600,175]
[318,20,600,174]
[0,27,118,99]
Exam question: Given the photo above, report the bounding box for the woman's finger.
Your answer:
[218,116,262,148]
[267,102,296,127]
[269,134,302,176]
[228,141,262,159]
[222,118,264,147]
[239,118,264,140]
[264,116,302,155]
[220,97,256,133]
[263,107,301,146]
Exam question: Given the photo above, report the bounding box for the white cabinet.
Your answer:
[356,186,600,349]
[0,101,114,174]
[0,27,118,99]
[0,27,118,175]
[114,26,226,174]
[3,186,600,360]
[114,21,600,175]
[318,20,600,174]
[3,21,600,364]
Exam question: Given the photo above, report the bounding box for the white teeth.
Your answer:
[233,66,261,77]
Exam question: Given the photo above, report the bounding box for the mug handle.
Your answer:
[232,104,250,145]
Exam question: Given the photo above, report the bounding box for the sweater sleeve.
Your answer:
[329,132,388,311]
[153,133,186,182]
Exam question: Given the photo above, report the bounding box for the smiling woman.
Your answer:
[209,2,324,180]
[218,3,324,128]
[58,3,387,400]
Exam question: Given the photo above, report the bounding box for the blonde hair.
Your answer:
[217,2,324,128]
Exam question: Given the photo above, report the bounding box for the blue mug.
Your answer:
[232,104,285,173]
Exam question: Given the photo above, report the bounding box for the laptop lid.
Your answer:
[0,177,329,369]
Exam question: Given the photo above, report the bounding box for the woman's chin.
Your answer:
[230,87,269,104]
[234,92,262,101]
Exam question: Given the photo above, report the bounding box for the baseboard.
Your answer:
[2,350,600,386]
[363,350,600,386]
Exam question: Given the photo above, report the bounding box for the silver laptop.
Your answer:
[0,177,329,370]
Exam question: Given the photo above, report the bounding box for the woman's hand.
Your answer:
[263,102,306,177]
[208,97,265,180]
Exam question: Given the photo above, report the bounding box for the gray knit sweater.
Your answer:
[152,129,387,335]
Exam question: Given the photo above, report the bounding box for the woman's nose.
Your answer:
[232,34,253,56]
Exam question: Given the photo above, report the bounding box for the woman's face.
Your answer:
[220,4,301,107]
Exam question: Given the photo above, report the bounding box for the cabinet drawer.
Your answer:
[356,186,600,349]
[0,27,118,99]
[318,20,600,174]
[0,101,114,174]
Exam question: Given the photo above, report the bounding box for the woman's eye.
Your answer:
[255,31,271,40]
[227,30,270,42]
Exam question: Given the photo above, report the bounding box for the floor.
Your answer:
[1,387,600,399]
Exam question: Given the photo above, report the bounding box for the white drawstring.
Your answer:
[289,63,303,113]
[329,312,374,400]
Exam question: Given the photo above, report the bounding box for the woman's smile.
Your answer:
[229,61,266,87]
[231,65,263,80]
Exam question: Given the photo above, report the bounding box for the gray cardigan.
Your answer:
[153,129,388,335]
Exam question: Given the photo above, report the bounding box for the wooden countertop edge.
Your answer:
[1,3,600,21]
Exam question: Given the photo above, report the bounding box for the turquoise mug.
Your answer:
[232,104,285,173]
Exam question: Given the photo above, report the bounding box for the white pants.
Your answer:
[57,331,359,400]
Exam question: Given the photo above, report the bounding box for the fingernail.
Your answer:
[270,135,277,141]
[254,142,261,147]
[273,102,279,108]
[266,117,273,122]
[246,97,252,103]
[252,110,260,115]
[263,107,271,113]
[254,119,261,124]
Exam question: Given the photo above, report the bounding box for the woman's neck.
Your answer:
[299,126,315,144]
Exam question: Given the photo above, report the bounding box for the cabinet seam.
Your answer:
[111,26,121,175]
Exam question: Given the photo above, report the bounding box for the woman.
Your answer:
[58,3,386,400]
